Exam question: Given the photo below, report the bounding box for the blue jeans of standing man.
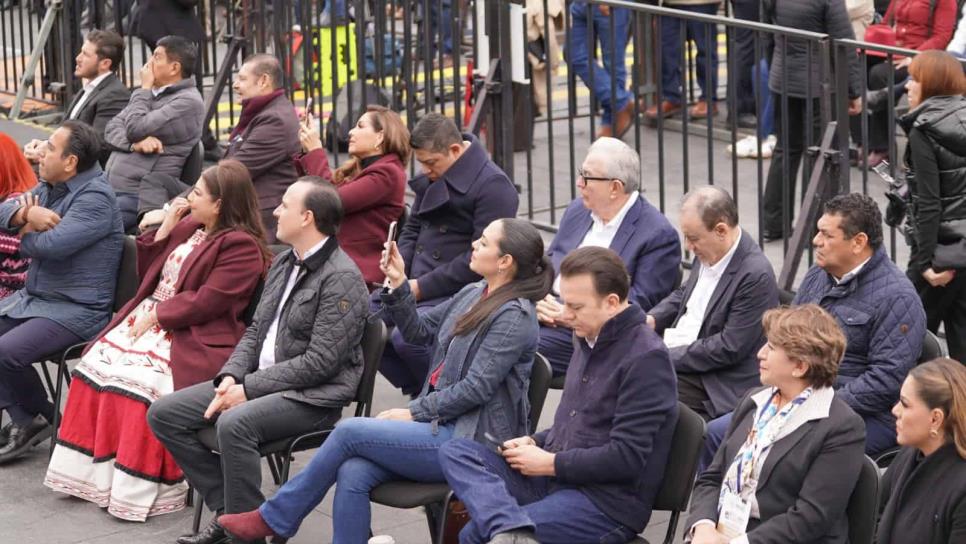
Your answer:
[258,418,453,543]
[659,3,719,105]
[440,439,637,544]
[566,2,631,127]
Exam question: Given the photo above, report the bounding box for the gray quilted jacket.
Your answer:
[104,78,204,194]
[217,238,369,408]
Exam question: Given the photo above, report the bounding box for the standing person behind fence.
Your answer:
[44,160,269,522]
[104,36,204,232]
[566,2,634,138]
[688,305,866,544]
[22,30,129,168]
[898,50,966,363]
[377,112,519,397]
[295,105,408,287]
[0,133,37,300]
[876,357,966,544]
[646,0,721,122]
[539,137,680,377]
[760,0,863,241]
[0,121,124,464]
[853,0,958,168]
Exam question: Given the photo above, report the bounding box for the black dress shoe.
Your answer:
[177,519,231,544]
[0,421,14,448]
[0,415,51,463]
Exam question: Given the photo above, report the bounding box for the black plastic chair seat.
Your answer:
[369,481,450,509]
[549,375,565,390]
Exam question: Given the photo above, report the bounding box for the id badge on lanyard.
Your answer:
[717,489,752,539]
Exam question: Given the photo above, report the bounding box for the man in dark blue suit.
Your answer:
[378,113,519,396]
[538,137,680,377]
[648,186,779,421]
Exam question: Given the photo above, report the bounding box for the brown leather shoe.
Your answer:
[596,124,614,139]
[612,101,634,138]
[688,100,719,119]
[645,100,682,120]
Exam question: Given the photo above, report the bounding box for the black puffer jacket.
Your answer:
[900,94,966,272]
[217,237,370,408]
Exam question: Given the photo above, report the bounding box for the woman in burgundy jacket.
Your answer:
[295,105,408,286]
[45,160,271,522]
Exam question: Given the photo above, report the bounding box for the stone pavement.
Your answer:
[0,109,921,543]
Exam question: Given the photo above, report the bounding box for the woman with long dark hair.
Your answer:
[296,105,409,286]
[45,160,270,521]
[217,218,554,543]
[0,132,37,299]
[899,50,966,362]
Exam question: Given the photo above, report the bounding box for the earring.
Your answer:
[930,429,940,437]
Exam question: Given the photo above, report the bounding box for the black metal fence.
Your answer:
[1,0,924,285]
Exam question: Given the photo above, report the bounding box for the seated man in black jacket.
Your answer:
[147,178,369,544]
[439,247,678,544]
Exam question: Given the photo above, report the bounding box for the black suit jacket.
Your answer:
[65,73,131,165]
[687,387,867,544]
[649,231,779,417]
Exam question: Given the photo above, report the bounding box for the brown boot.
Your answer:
[612,101,635,138]
[688,100,719,119]
[645,100,682,121]
[596,124,614,139]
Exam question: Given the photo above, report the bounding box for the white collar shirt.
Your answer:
[257,237,328,370]
[69,72,111,119]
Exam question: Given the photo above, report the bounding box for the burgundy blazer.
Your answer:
[85,218,267,390]
[298,150,405,284]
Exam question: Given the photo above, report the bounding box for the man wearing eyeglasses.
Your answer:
[539,137,680,377]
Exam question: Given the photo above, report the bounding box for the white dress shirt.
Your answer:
[151,84,172,98]
[69,72,111,119]
[552,191,640,294]
[835,256,871,285]
[664,228,742,348]
[257,238,328,370]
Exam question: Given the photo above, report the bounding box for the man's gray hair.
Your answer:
[681,186,739,230]
[587,137,640,194]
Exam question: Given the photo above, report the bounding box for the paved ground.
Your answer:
[0,84,927,543]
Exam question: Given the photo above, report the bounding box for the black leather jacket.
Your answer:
[900,94,966,271]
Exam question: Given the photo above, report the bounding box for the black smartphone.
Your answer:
[483,432,505,452]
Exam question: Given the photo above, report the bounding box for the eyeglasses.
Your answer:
[576,168,622,187]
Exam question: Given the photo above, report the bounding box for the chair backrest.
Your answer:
[653,403,707,512]
[113,235,139,312]
[355,318,388,418]
[919,330,947,364]
[847,455,880,544]
[395,204,410,241]
[527,353,553,434]
[779,288,796,306]
[180,141,204,184]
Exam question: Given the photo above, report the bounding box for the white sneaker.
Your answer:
[726,134,776,159]
[369,536,396,544]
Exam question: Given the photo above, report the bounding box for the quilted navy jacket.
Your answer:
[793,248,926,429]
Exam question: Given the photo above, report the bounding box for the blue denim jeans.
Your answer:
[259,418,454,542]
[440,439,636,544]
[753,59,775,139]
[659,3,719,104]
[565,2,631,126]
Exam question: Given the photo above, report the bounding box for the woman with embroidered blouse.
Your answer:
[45,160,270,522]
[0,132,38,299]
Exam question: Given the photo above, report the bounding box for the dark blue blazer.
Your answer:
[649,231,779,418]
[546,195,681,311]
[397,133,518,302]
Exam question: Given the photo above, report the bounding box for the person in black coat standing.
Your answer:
[877,357,966,544]
[134,0,204,50]
[899,50,966,363]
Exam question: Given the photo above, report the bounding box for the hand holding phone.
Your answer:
[303,97,315,127]
[483,432,505,453]
[381,221,400,288]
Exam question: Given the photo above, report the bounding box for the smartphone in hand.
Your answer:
[381,221,399,288]
[483,432,505,453]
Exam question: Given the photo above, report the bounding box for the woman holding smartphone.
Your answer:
[216,218,554,543]
[899,50,966,362]
[295,105,408,288]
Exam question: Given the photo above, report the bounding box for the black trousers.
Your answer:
[731,0,761,115]
[763,93,823,234]
[913,270,966,363]
[850,58,908,153]
[677,372,712,422]
[147,382,340,514]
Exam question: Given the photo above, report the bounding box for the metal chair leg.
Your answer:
[266,454,281,485]
[435,491,455,544]
[192,490,205,533]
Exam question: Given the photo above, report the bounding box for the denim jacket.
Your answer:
[378,280,537,441]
